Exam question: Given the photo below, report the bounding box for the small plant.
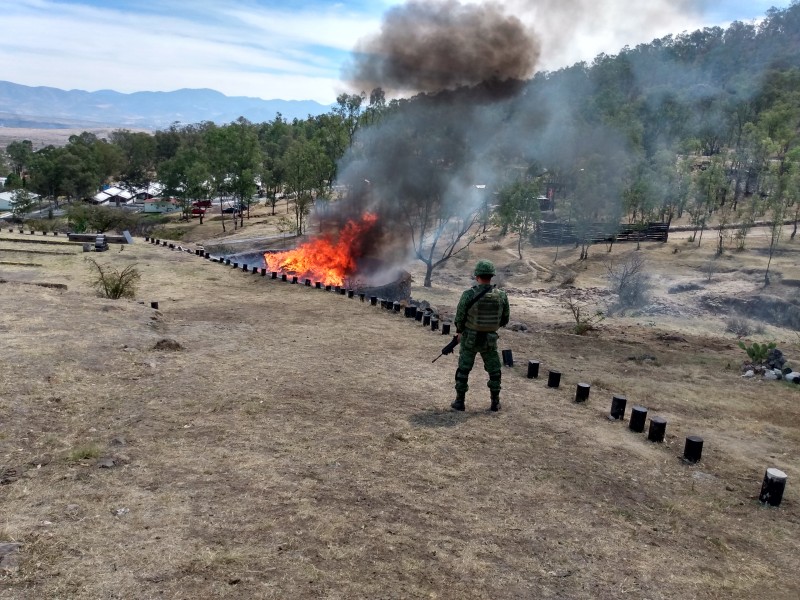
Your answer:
[738,340,777,365]
[68,443,101,461]
[701,260,718,282]
[564,292,605,335]
[87,258,141,299]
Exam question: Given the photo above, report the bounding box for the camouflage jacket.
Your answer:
[454,284,510,333]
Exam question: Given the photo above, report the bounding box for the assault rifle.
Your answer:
[432,335,460,363]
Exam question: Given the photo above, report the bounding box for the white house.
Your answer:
[91,185,135,205]
[0,190,41,212]
[143,197,181,214]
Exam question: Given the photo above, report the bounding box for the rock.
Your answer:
[742,370,755,378]
[788,372,800,384]
[763,370,779,380]
[96,457,116,469]
[110,436,127,446]
[112,507,129,517]
[0,542,22,573]
[506,321,528,332]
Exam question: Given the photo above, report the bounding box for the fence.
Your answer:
[533,221,669,246]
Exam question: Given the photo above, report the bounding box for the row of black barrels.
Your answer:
[506,349,788,507]
[6,228,60,235]
[145,234,789,508]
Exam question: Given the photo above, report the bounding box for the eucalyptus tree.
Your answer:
[110,130,157,199]
[495,178,542,259]
[204,118,261,230]
[6,140,33,177]
[281,137,330,234]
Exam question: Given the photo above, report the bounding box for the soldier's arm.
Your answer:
[454,290,472,333]
[500,291,511,328]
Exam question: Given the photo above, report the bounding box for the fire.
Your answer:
[264,213,379,286]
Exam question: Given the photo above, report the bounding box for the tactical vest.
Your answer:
[465,287,504,332]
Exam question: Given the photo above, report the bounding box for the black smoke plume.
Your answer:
[346,0,540,95]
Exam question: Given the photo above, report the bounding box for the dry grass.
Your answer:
[0,225,799,599]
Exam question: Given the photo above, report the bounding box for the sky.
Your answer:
[0,0,793,104]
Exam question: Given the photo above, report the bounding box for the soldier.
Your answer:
[451,260,510,412]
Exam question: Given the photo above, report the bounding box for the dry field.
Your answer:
[1,222,799,599]
[0,128,148,150]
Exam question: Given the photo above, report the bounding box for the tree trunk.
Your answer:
[423,262,433,287]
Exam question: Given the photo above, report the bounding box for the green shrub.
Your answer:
[87,259,141,299]
[68,443,101,461]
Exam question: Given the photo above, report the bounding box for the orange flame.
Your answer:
[264,213,379,286]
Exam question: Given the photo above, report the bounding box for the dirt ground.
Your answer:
[1,217,799,599]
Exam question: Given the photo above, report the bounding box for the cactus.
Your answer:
[738,340,777,365]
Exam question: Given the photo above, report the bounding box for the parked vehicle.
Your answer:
[192,200,212,208]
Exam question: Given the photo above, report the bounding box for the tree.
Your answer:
[205,119,261,230]
[159,147,211,221]
[11,188,35,220]
[282,138,328,234]
[406,189,481,287]
[495,179,542,259]
[111,130,157,199]
[6,140,33,177]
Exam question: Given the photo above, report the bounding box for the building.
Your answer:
[143,197,181,214]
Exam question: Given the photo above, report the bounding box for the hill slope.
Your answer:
[0,80,331,129]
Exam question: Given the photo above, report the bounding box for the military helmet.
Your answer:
[474,260,496,277]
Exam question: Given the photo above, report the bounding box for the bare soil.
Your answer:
[1,221,799,599]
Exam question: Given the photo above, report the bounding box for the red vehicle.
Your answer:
[191,207,206,217]
[192,200,212,208]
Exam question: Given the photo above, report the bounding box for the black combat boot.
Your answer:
[490,390,501,412]
[451,391,466,411]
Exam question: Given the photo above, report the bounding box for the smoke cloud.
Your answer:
[345,0,705,95]
[346,0,540,95]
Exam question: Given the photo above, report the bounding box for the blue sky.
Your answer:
[0,1,792,104]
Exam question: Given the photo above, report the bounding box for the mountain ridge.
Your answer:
[0,80,332,129]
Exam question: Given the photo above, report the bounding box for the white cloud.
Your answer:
[0,0,793,103]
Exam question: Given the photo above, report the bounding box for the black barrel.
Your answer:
[609,395,627,421]
[442,323,451,335]
[271,272,278,279]
[527,361,540,379]
[431,318,439,331]
[423,314,431,326]
[547,370,561,388]
[759,468,788,507]
[683,436,704,463]
[648,416,667,442]
[150,301,159,310]
[370,296,378,306]
[629,406,648,432]
[502,349,514,367]
[575,383,590,403]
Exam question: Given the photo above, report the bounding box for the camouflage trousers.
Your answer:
[454,329,502,393]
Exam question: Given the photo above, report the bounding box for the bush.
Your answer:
[725,316,753,338]
[606,254,651,312]
[564,291,605,335]
[87,259,141,299]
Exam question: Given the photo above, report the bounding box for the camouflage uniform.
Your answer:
[455,276,510,396]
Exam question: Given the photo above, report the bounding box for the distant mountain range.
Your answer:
[0,81,332,130]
